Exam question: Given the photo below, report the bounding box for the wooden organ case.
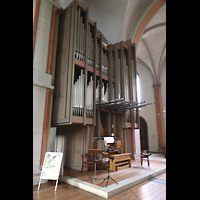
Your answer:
[52,0,140,171]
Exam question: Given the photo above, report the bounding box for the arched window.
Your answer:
[136,74,141,102]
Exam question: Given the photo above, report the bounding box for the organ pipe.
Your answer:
[102,49,108,75]
[102,81,108,102]
[73,70,94,118]
[88,25,94,67]
[96,79,100,102]
[123,50,131,122]
[75,7,86,62]
[86,75,93,118]
[73,69,84,116]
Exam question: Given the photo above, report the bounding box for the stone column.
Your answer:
[153,83,163,151]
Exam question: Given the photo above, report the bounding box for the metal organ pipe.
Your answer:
[88,25,94,67]
[86,75,93,118]
[132,59,136,102]
[73,70,94,118]
[124,54,129,102]
[96,79,100,103]
[102,81,108,102]
[112,83,115,100]
[75,8,85,62]
[73,69,84,116]
[102,50,108,75]
[124,51,130,122]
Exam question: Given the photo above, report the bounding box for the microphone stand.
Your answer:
[89,151,104,183]
[102,149,118,187]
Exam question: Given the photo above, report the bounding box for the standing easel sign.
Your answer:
[37,152,63,191]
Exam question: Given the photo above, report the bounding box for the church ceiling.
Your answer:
[136,2,166,84]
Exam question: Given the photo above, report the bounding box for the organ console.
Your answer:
[101,137,131,173]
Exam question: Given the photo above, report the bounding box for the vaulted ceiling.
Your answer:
[136,2,166,84]
[58,0,166,84]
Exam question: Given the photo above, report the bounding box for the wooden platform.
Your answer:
[59,154,166,198]
[33,172,166,200]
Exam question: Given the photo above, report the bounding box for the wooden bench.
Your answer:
[109,153,131,172]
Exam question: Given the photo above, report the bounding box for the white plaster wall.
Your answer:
[33,0,52,72]
[33,85,46,174]
[33,0,53,183]
[137,65,159,152]
[49,127,57,152]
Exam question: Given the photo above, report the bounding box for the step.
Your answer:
[59,165,166,199]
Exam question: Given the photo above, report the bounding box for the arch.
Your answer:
[140,116,149,150]
[157,44,166,83]
[132,0,166,48]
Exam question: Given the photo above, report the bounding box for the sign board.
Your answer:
[38,152,63,191]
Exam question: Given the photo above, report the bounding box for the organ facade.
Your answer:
[50,0,150,171]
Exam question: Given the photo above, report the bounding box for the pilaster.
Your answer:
[153,83,163,151]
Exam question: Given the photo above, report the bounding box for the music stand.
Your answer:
[102,149,118,187]
[88,149,104,183]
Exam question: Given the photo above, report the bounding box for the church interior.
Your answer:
[33,0,166,199]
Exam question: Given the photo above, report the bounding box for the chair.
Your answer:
[81,153,95,174]
[140,150,151,167]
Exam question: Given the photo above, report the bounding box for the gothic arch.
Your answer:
[131,0,166,48]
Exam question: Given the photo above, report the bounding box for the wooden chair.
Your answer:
[81,153,95,174]
[140,150,151,167]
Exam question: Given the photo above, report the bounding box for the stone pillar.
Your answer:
[39,90,50,168]
[153,83,163,150]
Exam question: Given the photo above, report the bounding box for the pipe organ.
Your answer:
[52,0,141,170]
